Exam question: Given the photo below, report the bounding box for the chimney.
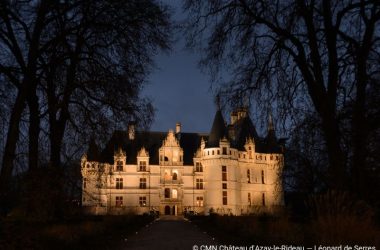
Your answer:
[176,122,181,134]
[128,121,135,140]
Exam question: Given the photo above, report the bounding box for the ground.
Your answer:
[122,215,216,249]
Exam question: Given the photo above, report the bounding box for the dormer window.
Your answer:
[139,161,147,171]
[222,147,227,155]
[116,161,123,171]
[195,162,203,172]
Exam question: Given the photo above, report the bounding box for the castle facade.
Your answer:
[81,107,284,215]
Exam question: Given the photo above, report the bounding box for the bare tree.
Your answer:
[0,0,171,212]
[184,0,380,193]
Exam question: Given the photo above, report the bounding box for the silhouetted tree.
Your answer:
[0,0,171,214]
[184,0,380,194]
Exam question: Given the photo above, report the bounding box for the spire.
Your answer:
[207,109,227,147]
[268,112,274,132]
[215,94,221,111]
[265,110,279,152]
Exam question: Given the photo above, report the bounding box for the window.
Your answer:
[116,178,123,189]
[83,178,87,188]
[262,193,266,206]
[212,150,214,155]
[139,196,147,207]
[248,193,251,205]
[270,155,273,160]
[172,171,178,180]
[196,179,203,189]
[247,169,251,183]
[195,162,203,172]
[222,183,227,189]
[222,191,227,205]
[261,170,265,184]
[115,196,123,207]
[139,178,146,189]
[165,188,170,198]
[116,160,123,171]
[222,165,227,181]
[196,196,204,207]
[222,147,227,155]
[217,150,220,155]
[172,189,178,199]
[139,161,147,171]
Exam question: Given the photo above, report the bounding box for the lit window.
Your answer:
[247,169,251,183]
[196,179,203,189]
[115,196,123,206]
[116,178,123,189]
[172,189,178,199]
[222,191,227,205]
[116,161,123,171]
[139,196,147,207]
[195,162,203,172]
[196,196,204,206]
[139,161,147,171]
[222,165,227,181]
[139,178,146,189]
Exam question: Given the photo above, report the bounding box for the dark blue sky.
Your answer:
[142,1,216,133]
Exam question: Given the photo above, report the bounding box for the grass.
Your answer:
[0,214,155,249]
[188,192,380,246]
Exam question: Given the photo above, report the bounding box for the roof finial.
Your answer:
[268,108,274,132]
[215,94,221,110]
[243,94,249,108]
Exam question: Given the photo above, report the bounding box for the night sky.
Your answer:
[143,1,216,133]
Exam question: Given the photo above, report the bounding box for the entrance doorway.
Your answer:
[165,205,171,215]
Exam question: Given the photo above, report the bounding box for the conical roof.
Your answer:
[264,115,282,153]
[206,110,227,147]
[87,138,100,161]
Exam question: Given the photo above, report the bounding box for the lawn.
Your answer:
[0,214,155,249]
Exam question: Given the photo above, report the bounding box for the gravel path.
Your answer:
[122,216,216,250]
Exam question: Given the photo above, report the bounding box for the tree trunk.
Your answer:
[321,114,346,190]
[27,91,40,172]
[0,88,26,202]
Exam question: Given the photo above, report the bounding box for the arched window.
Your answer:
[172,172,178,180]
[164,188,170,198]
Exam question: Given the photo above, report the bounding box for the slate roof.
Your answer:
[206,110,227,147]
[86,110,283,165]
[96,130,207,165]
[87,138,101,161]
